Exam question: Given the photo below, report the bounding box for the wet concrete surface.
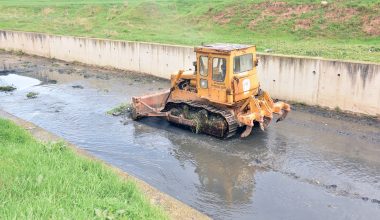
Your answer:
[1,51,380,219]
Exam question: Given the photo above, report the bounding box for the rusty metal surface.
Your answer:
[195,43,252,52]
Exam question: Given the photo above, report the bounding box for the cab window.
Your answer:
[234,53,253,73]
[199,56,208,76]
[212,57,226,82]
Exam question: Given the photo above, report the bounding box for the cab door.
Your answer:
[209,55,228,104]
[197,54,210,98]
[232,52,259,101]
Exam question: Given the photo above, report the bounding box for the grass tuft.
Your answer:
[26,91,39,99]
[107,103,132,116]
[0,85,16,92]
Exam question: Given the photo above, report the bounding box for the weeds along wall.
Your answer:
[1,30,379,116]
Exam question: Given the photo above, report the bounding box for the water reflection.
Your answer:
[178,145,258,205]
[132,120,288,206]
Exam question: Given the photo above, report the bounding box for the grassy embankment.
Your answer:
[0,0,379,63]
[0,118,167,219]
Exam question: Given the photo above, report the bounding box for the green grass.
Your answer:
[0,118,167,219]
[0,86,16,92]
[26,91,39,99]
[0,0,379,62]
[107,103,132,116]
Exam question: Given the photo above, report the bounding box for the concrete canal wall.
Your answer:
[1,30,379,116]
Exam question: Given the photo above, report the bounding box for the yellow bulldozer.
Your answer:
[131,43,290,138]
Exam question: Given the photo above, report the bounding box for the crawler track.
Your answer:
[165,100,238,138]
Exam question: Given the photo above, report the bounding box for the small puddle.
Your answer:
[1,51,380,219]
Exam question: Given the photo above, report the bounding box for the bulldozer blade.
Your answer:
[132,89,170,119]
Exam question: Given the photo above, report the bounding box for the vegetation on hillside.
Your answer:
[0,0,379,62]
[0,118,167,219]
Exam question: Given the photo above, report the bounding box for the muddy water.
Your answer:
[1,51,380,220]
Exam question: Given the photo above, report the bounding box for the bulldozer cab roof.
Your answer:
[194,43,255,55]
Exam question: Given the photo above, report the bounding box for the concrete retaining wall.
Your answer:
[1,30,379,116]
[0,30,194,79]
[259,55,380,116]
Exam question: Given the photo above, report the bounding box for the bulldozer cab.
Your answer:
[195,44,259,105]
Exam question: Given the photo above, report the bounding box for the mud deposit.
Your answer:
[1,51,380,220]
